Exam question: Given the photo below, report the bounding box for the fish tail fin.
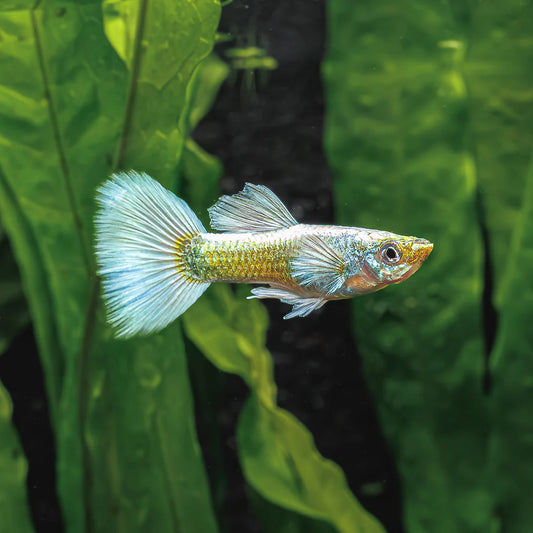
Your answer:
[95,171,210,338]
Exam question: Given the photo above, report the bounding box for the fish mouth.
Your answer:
[412,239,433,261]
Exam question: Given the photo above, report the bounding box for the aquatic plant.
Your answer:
[324,1,533,531]
[2,1,532,532]
[0,2,381,532]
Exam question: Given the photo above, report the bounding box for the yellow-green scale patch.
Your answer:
[185,233,295,285]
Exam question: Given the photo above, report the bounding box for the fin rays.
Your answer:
[208,182,298,233]
[95,171,210,338]
[291,235,347,295]
[248,286,327,319]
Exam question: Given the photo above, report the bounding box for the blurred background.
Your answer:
[0,0,532,532]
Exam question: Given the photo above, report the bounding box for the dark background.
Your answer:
[0,1,403,531]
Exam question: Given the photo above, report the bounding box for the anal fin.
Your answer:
[208,183,298,233]
[248,286,326,319]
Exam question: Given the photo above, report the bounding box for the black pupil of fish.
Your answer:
[385,247,398,261]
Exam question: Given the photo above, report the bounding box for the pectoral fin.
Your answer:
[291,235,347,295]
[208,183,298,233]
[248,286,327,319]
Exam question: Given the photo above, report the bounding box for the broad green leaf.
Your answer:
[324,1,486,532]
[185,53,230,133]
[184,285,385,533]
[102,0,140,68]
[0,6,64,423]
[324,1,533,532]
[464,6,533,529]
[179,53,228,222]
[464,0,533,304]
[238,395,383,533]
[0,1,220,532]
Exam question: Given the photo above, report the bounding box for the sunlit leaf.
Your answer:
[184,285,385,533]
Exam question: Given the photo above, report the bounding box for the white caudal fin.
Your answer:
[95,171,210,338]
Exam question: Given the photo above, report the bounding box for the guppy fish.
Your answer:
[95,172,433,338]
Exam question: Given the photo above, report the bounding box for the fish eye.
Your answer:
[380,242,402,264]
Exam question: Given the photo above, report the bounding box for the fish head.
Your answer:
[369,233,433,284]
[344,232,433,294]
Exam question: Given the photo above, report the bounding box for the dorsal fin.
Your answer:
[208,183,298,233]
[291,235,347,295]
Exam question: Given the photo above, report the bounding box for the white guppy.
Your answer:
[95,172,433,338]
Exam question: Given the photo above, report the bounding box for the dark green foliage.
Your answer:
[0,1,220,531]
[489,161,533,531]
[0,223,29,356]
[324,1,533,532]
[0,224,31,531]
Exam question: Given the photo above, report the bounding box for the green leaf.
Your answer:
[179,53,229,223]
[0,382,34,533]
[464,0,533,305]
[248,488,337,533]
[464,5,533,529]
[324,1,533,532]
[0,1,220,532]
[238,395,383,533]
[185,53,230,133]
[184,285,385,533]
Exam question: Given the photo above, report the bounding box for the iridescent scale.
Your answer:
[185,231,296,285]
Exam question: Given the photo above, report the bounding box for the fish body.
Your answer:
[186,225,429,296]
[95,172,433,338]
